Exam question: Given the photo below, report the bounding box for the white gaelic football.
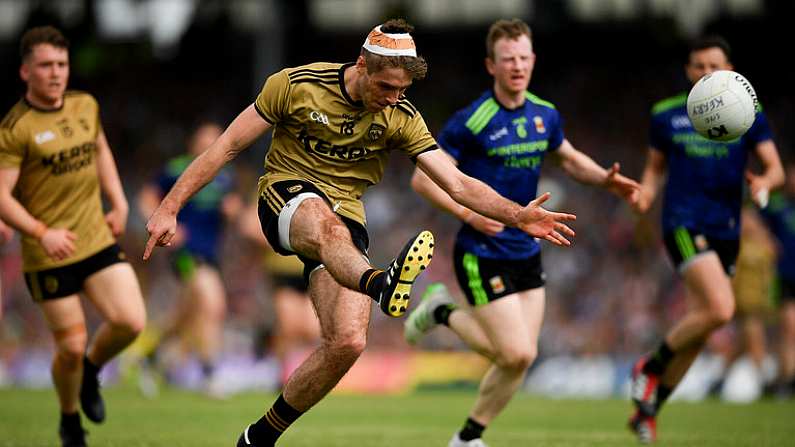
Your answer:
[686,70,758,141]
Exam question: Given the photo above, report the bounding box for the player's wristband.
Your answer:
[31,221,48,241]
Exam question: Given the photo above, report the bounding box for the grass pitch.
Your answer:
[0,386,793,446]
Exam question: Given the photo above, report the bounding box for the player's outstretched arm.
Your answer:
[632,147,667,214]
[144,104,271,260]
[415,149,576,246]
[553,140,640,204]
[410,151,504,236]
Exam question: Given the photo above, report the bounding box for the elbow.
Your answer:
[446,178,467,203]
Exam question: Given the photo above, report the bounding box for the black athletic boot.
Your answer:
[80,357,106,423]
[59,413,87,447]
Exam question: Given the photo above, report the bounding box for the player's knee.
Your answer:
[110,313,146,338]
[708,297,735,328]
[326,331,367,361]
[55,336,87,368]
[497,348,535,372]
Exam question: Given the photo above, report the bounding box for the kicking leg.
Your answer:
[284,196,433,316]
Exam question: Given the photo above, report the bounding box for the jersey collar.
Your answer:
[23,95,65,113]
[339,62,363,108]
[491,88,526,112]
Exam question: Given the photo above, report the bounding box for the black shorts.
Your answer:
[453,244,545,307]
[663,227,739,276]
[24,244,127,301]
[258,179,369,283]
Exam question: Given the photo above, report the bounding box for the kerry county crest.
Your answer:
[367,123,386,141]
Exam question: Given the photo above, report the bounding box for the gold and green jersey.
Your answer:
[0,91,114,271]
[255,62,438,225]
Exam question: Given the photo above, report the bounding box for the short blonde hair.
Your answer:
[486,19,532,60]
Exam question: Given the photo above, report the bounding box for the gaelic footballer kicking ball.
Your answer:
[686,70,758,141]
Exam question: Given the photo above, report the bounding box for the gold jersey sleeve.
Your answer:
[0,91,114,271]
[254,62,437,225]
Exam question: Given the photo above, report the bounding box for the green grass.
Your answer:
[0,386,793,446]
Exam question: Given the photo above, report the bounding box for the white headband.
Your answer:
[362,25,417,57]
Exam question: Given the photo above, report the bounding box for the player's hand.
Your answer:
[143,207,178,260]
[467,213,505,237]
[517,192,576,246]
[605,162,640,204]
[745,170,769,209]
[630,187,652,214]
[104,205,129,237]
[40,228,77,261]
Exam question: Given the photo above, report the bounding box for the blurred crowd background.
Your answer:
[1,0,793,401]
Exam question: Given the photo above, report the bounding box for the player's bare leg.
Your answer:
[288,198,376,289]
[288,197,433,317]
[81,263,146,422]
[40,296,87,414]
[272,286,321,375]
[409,286,544,445]
[776,302,795,394]
[468,289,544,425]
[282,270,370,409]
[238,269,370,446]
[39,295,88,445]
[186,264,227,393]
[630,254,734,443]
[441,289,544,445]
[667,254,735,351]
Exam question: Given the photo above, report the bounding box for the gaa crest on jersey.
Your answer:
[367,123,386,141]
[56,118,73,138]
[287,184,303,193]
[534,116,546,133]
[489,275,506,294]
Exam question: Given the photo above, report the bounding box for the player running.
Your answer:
[137,120,240,397]
[143,18,576,446]
[628,35,785,443]
[403,19,638,447]
[0,26,146,447]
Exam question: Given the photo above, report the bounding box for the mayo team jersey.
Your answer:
[439,90,564,260]
[650,92,773,240]
[0,91,114,271]
[254,62,438,225]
